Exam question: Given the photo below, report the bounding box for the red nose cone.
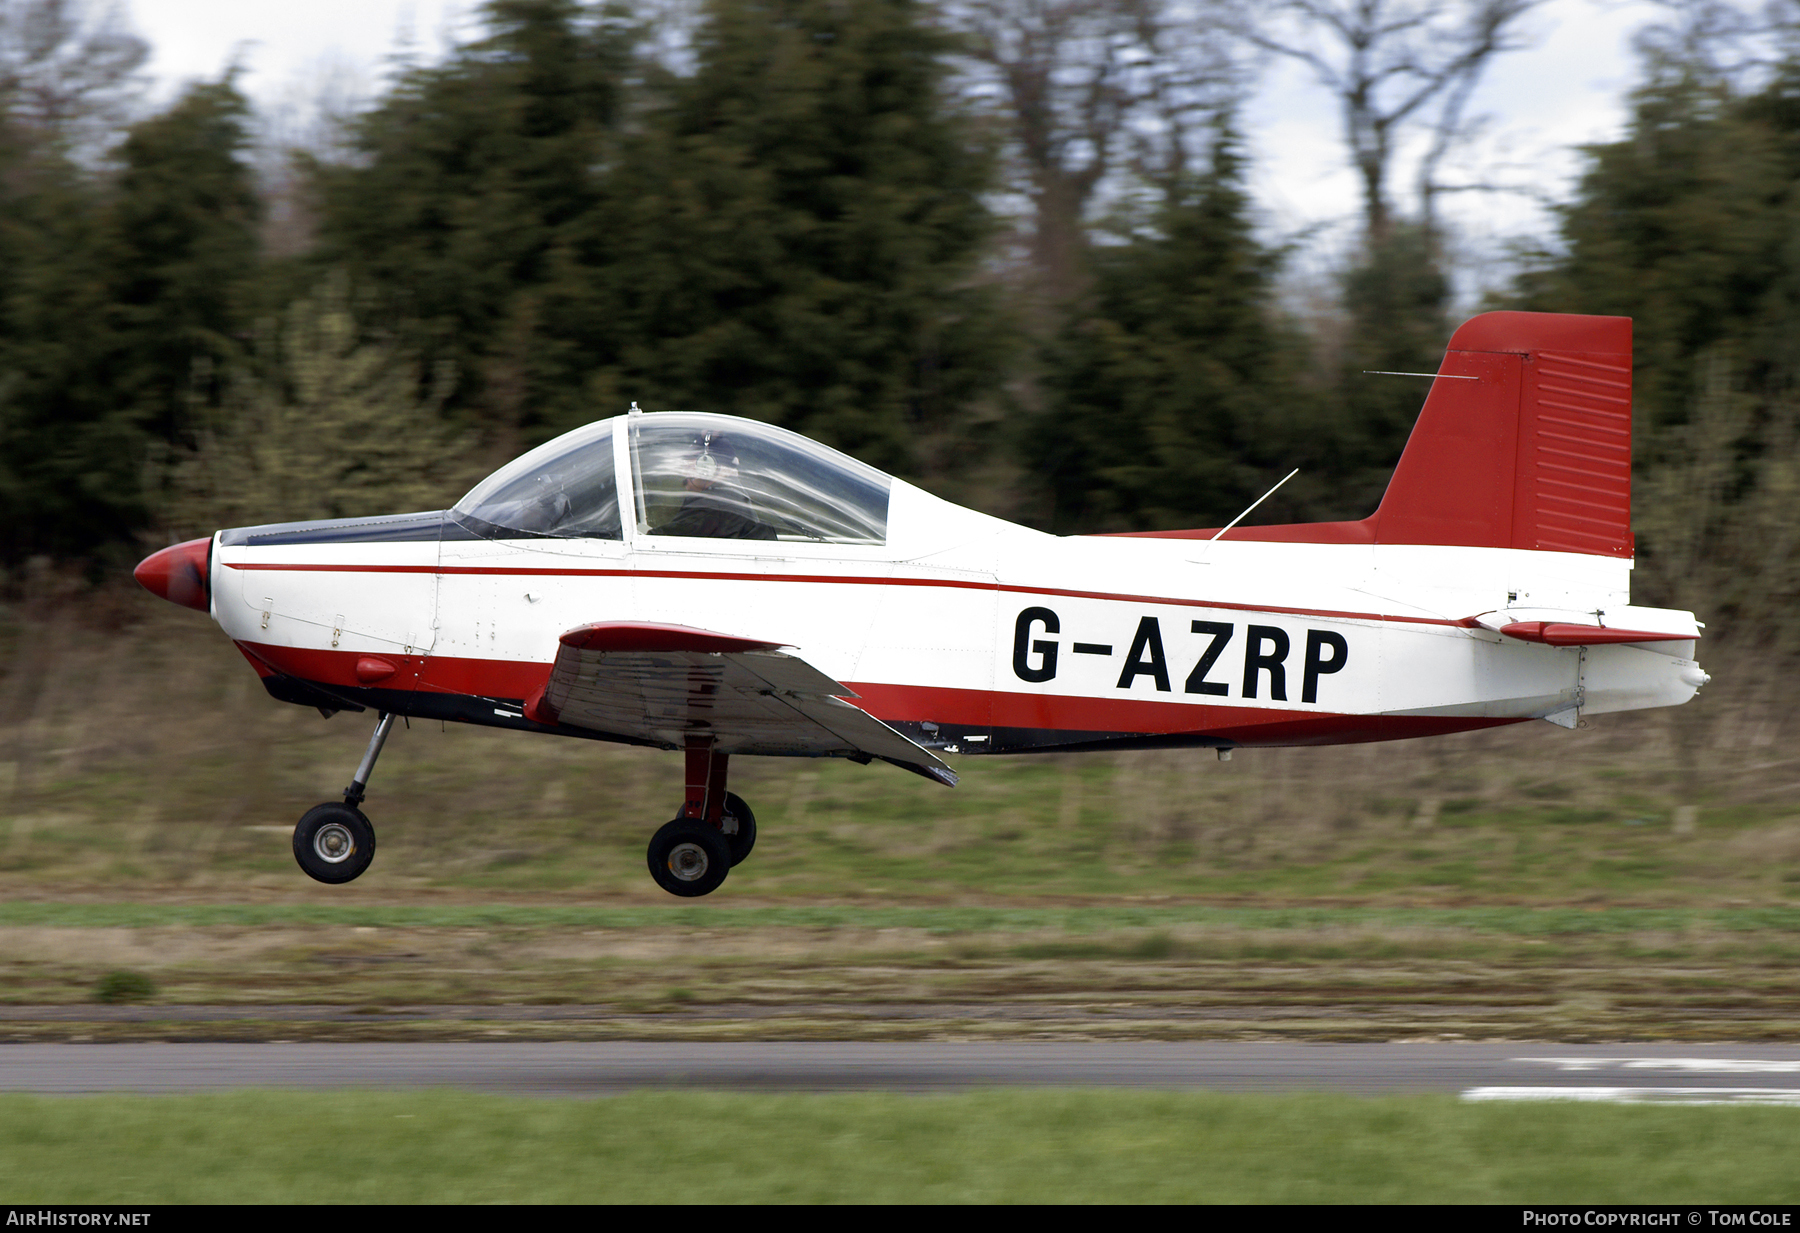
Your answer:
[134,537,212,611]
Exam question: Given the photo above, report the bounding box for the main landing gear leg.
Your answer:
[645,736,756,897]
[293,712,392,885]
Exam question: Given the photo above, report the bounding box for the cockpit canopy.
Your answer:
[453,421,623,540]
[452,412,892,545]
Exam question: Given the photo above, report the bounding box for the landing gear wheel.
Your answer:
[721,792,756,866]
[647,818,732,898]
[293,802,376,885]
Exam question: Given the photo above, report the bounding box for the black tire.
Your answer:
[721,792,756,866]
[647,818,732,897]
[293,803,376,885]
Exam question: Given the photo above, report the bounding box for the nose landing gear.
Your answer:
[293,711,393,885]
[293,801,376,884]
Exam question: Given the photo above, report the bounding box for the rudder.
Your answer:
[1372,311,1633,556]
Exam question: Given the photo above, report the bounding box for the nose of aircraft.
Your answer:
[134,537,212,611]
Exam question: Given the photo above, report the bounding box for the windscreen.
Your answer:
[452,422,622,540]
[630,414,890,545]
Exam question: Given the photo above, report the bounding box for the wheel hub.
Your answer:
[666,841,711,881]
[313,822,355,864]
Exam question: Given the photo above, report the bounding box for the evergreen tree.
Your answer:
[1029,133,1314,533]
[0,75,261,563]
[312,0,1005,479]
[1331,222,1451,517]
[309,0,634,430]
[1514,58,1800,654]
[1517,68,1800,429]
[107,77,261,445]
[0,121,119,560]
[551,0,1006,475]
[159,275,476,539]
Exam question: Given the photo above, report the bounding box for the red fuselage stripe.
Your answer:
[224,561,1466,628]
[234,641,1521,746]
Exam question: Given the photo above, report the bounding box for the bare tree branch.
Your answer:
[1633,0,1776,87]
[1223,0,1539,243]
[945,0,1247,304]
[0,0,147,154]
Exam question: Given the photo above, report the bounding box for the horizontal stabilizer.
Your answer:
[1498,622,1688,647]
[1469,606,1699,646]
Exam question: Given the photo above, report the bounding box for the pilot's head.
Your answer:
[681,430,741,491]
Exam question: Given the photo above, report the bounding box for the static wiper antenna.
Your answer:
[1361,370,1479,380]
[1211,468,1299,543]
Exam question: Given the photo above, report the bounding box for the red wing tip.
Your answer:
[559,621,788,655]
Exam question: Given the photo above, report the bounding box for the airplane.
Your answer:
[135,310,1708,897]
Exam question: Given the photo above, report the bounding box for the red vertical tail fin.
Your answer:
[1104,311,1635,554]
[1372,311,1633,556]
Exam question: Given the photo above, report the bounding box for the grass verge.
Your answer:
[6,901,1800,1041]
[4,1089,1799,1203]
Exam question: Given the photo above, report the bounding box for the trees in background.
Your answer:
[567,0,1006,474]
[1222,1,1544,526]
[6,0,1800,683]
[311,0,1004,480]
[1015,1,1547,536]
[0,1,1555,561]
[1516,48,1800,656]
[0,2,254,563]
[0,0,147,154]
[107,80,261,447]
[308,0,634,438]
[0,113,121,560]
[1230,0,1540,243]
[160,276,472,540]
[1029,132,1317,531]
[1,0,1010,562]
[949,0,1245,308]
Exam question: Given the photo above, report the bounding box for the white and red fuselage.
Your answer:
[216,515,1703,756]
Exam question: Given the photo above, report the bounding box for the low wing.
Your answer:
[525,621,957,786]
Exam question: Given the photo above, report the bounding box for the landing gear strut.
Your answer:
[645,737,755,897]
[293,711,393,885]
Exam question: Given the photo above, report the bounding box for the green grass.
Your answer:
[5,901,1799,1041]
[3,1089,1798,1203]
[4,900,1800,935]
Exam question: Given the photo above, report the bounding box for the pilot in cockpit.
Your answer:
[657,430,778,540]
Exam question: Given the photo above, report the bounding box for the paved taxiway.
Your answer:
[5,1042,1800,1102]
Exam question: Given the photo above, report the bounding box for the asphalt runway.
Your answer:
[6,1042,1800,1102]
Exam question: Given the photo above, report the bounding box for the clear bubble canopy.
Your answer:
[453,412,892,544]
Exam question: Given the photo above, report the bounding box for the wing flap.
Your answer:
[536,621,955,783]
